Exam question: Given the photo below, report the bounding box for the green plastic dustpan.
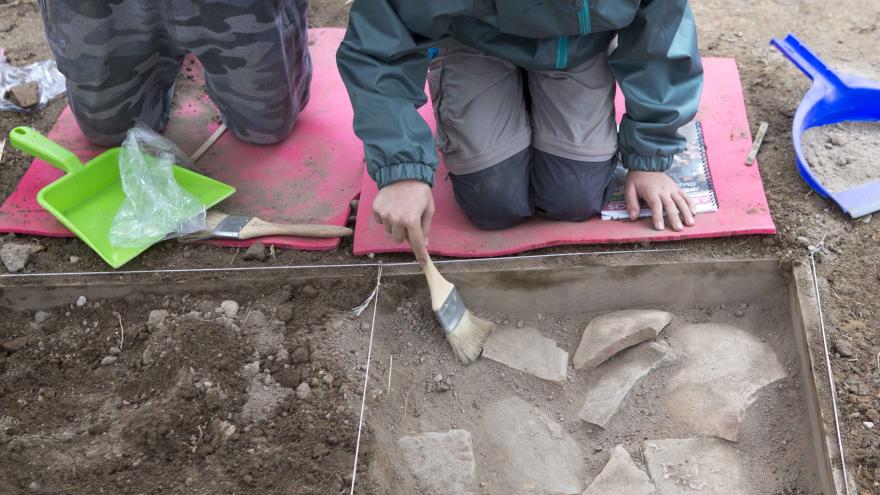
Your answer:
[9,126,236,268]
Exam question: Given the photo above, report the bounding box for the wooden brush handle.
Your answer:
[422,256,454,311]
[239,217,353,239]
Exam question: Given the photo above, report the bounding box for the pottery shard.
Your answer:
[663,323,786,441]
[397,430,477,495]
[482,326,568,382]
[642,438,749,495]
[482,396,584,494]
[579,342,671,428]
[583,445,655,495]
[573,309,671,370]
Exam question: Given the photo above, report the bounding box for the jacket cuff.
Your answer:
[373,162,435,189]
[620,152,675,172]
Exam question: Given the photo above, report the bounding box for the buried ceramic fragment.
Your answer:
[582,445,655,495]
[573,309,672,370]
[579,342,671,428]
[483,326,568,382]
[397,430,477,495]
[642,438,749,494]
[482,396,583,494]
[663,323,786,441]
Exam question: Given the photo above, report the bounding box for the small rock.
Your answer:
[291,346,310,364]
[276,304,294,322]
[147,309,169,330]
[866,409,880,423]
[302,285,319,297]
[433,373,443,382]
[108,346,121,355]
[100,356,118,366]
[276,348,289,362]
[296,383,312,400]
[27,480,42,493]
[864,421,875,430]
[220,300,239,318]
[2,336,29,353]
[5,81,40,108]
[242,242,268,262]
[69,256,80,264]
[76,296,87,307]
[322,374,334,385]
[241,360,261,379]
[833,338,854,358]
[33,311,51,324]
[796,236,811,247]
[0,243,43,273]
[242,474,254,485]
[829,132,847,147]
[516,320,524,328]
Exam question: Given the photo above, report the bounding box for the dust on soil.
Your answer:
[803,122,880,194]
[0,278,385,494]
[1,0,880,492]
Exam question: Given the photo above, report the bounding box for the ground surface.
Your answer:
[1,0,879,492]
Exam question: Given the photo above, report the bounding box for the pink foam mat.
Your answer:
[353,57,776,257]
[0,28,361,251]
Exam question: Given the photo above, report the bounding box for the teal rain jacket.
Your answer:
[337,0,704,189]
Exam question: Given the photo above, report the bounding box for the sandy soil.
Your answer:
[803,122,880,193]
[1,0,879,492]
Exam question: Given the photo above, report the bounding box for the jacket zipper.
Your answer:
[578,0,591,34]
[555,36,569,70]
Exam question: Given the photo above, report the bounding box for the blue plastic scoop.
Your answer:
[771,34,880,218]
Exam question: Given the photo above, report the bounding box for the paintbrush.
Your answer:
[179,211,352,241]
[422,255,495,365]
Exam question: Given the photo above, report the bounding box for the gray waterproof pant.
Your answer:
[37,0,311,146]
[429,42,618,229]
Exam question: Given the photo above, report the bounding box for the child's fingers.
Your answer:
[646,195,664,230]
[660,194,683,231]
[674,192,696,226]
[624,182,640,220]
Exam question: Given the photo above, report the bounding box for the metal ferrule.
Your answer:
[434,287,466,335]
[212,215,250,239]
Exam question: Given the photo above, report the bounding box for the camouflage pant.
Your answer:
[37,0,311,146]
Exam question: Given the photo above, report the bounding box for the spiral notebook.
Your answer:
[601,120,717,220]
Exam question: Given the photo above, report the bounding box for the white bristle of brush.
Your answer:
[423,256,495,365]
[446,309,495,365]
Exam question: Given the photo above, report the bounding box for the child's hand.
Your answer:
[372,179,435,265]
[624,170,696,231]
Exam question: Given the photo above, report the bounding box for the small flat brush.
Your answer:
[180,211,352,241]
[423,255,495,365]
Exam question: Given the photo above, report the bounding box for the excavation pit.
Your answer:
[0,257,846,494]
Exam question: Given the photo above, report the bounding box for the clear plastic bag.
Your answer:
[0,49,66,112]
[108,124,207,248]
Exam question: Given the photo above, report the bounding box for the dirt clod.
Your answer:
[242,242,267,262]
[277,304,294,322]
[291,346,311,364]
